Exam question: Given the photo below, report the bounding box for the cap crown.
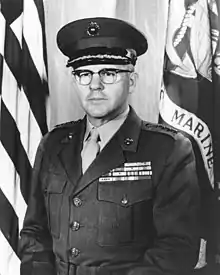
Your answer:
[57,17,148,62]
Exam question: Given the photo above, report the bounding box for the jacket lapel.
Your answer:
[56,118,86,186]
[72,107,142,196]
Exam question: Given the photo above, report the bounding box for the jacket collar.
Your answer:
[117,106,142,152]
[72,106,142,196]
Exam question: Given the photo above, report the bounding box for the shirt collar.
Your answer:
[84,106,130,150]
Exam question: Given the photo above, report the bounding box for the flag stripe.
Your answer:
[0,0,48,273]
[0,230,20,275]
[4,25,22,88]
[0,101,33,203]
[0,188,19,256]
[2,4,48,136]
[33,0,45,27]
[22,39,48,134]
[0,54,3,94]
[33,0,48,71]
[3,28,48,135]
[0,139,27,231]
[1,57,43,167]
[0,6,6,57]
[17,86,43,167]
[23,0,47,81]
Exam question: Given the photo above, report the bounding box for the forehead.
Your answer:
[75,64,129,71]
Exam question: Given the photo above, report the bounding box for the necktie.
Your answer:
[81,127,100,173]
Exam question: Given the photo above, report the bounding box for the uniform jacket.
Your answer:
[19,107,201,275]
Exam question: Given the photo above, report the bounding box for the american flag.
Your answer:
[0,0,48,274]
[160,0,220,272]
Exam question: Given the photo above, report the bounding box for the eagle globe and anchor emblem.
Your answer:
[87,21,100,36]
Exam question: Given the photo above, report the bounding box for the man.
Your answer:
[19,17,201,275]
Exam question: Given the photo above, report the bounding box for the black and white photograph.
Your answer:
[0,1,220,275]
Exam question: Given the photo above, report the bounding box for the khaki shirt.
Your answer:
[83,106,129,151]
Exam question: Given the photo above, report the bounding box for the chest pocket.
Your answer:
[97,179,153,246]
[44,174,67,239]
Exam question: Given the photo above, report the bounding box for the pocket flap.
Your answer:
[98,180,152,207]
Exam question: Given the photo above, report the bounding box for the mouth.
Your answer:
[87,97,107,102]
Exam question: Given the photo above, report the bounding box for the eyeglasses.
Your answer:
[72,68,132,85]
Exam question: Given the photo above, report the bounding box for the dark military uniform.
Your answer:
[19,107,200,275]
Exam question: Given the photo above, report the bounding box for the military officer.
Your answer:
[19,17,201,275]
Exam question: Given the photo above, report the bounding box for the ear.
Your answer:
[129,72,138,89]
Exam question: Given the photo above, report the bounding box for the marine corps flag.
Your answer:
[0,0,48,274]
[159,0,220,273]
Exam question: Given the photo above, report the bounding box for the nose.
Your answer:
[89,72,104,91]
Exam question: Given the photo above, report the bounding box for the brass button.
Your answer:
[70,247,80,257]
[73,197,82,207]
[71,221,80,231]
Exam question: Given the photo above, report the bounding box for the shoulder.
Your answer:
[143,122,194,156]
[141,121,192,149]
[52,119,82,131]
[39,119,83,149]
[142,121,178,138]
[141,122,195,169]
[50,118,82,135]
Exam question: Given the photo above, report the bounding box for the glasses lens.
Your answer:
[74,71,92,85]
[100,69,117,84]
[73,69,132,85]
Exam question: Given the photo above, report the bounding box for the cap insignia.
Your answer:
[87,21,100,36]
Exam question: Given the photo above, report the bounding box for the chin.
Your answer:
[88,112,108,119]
[86,107,109,118]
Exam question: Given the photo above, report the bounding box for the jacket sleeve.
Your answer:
[19,134,56,275]
[126,133,201,275]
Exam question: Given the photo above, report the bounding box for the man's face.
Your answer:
[72,64,136,125]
